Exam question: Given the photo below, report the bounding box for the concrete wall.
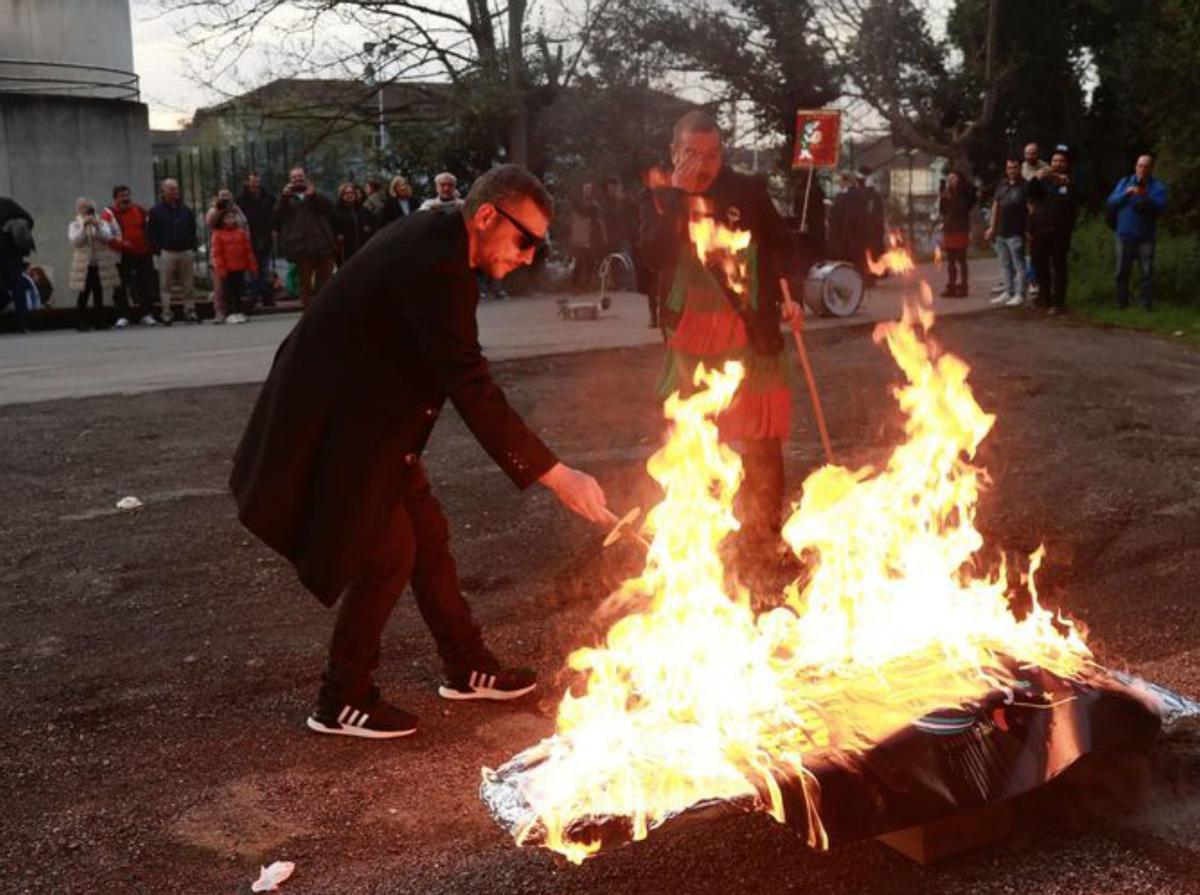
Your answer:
[0,94,153,293]
[1,0,135,71]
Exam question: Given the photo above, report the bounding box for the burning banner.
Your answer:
[481,204,1200,865]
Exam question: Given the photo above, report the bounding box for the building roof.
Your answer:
[193,77,453,127]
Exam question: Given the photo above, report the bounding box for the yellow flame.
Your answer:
[689,199,752,295]
[497,266,1091,863]
[867,231,916,278]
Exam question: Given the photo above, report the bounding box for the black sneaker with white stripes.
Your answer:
[438,665,538,701]
[305,687,418,739]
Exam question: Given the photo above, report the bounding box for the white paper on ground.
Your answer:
[115,496,143,510]
[251,861,295,892]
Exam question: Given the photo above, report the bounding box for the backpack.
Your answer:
[2,217,35,255]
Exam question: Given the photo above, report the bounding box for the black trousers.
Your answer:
[222,271,247,315]
[76,266,104,325]
[115,254,156,318]
[1030,228,1072,309]
[323,463,484,701]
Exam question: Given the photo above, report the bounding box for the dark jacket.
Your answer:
[146,200,197,252]
[1027,173,1081,232]
[0,197,34,259]
[1106,174,1167,242]
[380,195,416,226]
[272,190,336,262]
[938,183,978,234]
[229,210,558,605]
[236,187,276,252]
[639,166,790,355]
[829,184,884,264]
[330,201,373,263]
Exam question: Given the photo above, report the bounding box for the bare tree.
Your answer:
[815,0,1003,174]
[151,0,615,167]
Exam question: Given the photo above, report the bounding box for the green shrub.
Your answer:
[1069,214,1200,308]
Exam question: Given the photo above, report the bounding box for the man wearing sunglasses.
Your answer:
[231,164,611,740]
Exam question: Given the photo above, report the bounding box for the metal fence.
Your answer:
[151,138,299,281]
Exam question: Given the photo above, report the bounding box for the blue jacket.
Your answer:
[147,200,198,252]
[1106,175,1167,241]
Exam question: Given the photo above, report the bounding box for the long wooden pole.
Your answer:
[780,277,835,465]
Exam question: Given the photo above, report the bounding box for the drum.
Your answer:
[803,261,865,318]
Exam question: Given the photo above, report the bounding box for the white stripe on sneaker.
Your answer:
[358,713,369,727]
[347,709,360,726]
[469,671,478,688]
[487,674,496,689]
[338,705,352,723]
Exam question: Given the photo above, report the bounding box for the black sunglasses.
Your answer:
[493,204,546,251]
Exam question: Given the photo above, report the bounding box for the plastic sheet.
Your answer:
[481,666,1200,857]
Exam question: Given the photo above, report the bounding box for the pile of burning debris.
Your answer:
[482,204,1200,864]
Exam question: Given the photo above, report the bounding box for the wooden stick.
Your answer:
[798,166,816,234]
[780,277,835,465]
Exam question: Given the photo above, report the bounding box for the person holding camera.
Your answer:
[1026,145,1081,316]
[147,178,200,324]
[273,167,336,311]
[68,197,120,331]
[204,189,249,322]
[1106,154,1168,310]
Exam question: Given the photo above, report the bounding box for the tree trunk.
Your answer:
[507,0,529,168]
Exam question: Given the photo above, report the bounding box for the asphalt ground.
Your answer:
[3,307,1200,894]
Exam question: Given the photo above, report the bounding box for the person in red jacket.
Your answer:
[102,186,159,326]
[210,210,258,324]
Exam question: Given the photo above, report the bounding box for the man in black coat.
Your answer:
[230,165,611,740]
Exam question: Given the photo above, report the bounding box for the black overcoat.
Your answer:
[229,209,558,606]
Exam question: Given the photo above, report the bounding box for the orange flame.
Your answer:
[867,230,915,277]
[688,198,752,295]
[491,229,1091,865]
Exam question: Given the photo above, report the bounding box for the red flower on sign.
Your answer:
[792,110,841,170]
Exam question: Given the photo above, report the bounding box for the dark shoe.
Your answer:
[940,284,957,298]
[1046,306,1062,317]
[306,686,417,740]
[76,321,90,332]
[439,662,537,702]
[957,283,969,297]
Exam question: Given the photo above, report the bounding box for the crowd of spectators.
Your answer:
[0,144,1172,334]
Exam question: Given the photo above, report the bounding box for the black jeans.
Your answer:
[1030,228,1072,309]
[76,265,104,326]
[323,463,484,702]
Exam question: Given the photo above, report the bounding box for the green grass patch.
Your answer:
[1068,215,1200,346]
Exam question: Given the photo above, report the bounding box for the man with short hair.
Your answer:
[147,178,200,324]
[1021,143,1049,182]
[0,195,34,333]
[236,172,276,308]
[984,158,1029,307]
[640,109,794,567]
[103,186,158,326]
[1107,154,1168,310]
[1026,145,1081,316]
[230,164,612,739]
[273,167,336,311]
[420,172,464,213]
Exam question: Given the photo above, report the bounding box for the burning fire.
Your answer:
[487,184,1093,867]
[867,230,916,277]
[689,199,752,295]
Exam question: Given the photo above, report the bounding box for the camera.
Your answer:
[83,205,95,216]
[216,198,231,210]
